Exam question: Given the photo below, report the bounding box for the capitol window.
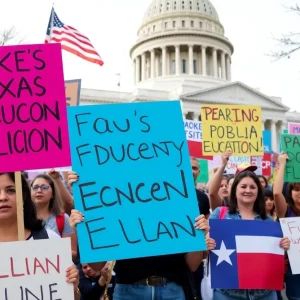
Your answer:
[165,22,168,29]
[193,59,197,73]
[182,20,185,27]
[153,25,156,31]
[182,59,186,73]
[173,20,176,27]
[171,60,176,74]
[191,20,194,27]
[199,21,202,28]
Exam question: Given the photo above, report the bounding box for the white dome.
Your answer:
[143,0,219,24]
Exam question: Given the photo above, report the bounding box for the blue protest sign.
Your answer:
[263,130,272,153]
[67,101,206,263]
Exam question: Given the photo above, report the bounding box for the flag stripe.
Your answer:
[61,45,104,66]
[52,29,94,48]
[64,25,89,40]
[236,235,284,255]
[50,36,99,56]
[237,253,284,290]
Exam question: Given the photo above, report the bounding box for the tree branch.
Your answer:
[0,26,25,46]
[269,3,300,60]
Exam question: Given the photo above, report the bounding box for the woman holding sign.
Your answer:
[30,173,77,260]
[68,171,210,300]
[273,152,300,299]
[0,172,81,300]
[206,170,290,300]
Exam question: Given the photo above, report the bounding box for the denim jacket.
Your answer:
[209,207,275,300]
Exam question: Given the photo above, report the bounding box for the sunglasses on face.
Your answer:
[32,184,50,192]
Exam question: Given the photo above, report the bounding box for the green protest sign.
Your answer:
[280,134,300,182]
[196,159,209,183]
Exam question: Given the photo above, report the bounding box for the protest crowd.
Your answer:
[1,6,300,300]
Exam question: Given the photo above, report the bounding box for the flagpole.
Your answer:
[49,3,55,40]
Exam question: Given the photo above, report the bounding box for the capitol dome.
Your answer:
[130,0,234,92]
[143,0,220,24]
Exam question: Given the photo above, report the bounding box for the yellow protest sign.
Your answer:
[200,104,263,156]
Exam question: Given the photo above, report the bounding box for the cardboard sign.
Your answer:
[280,134,300,182]
[280,217,300,274]
[225,156,251,175]
[65,79,81,106]
[0,43,70,172]
[184,120,213,160]
[251,153,271,176]
[184,120,202,141]
[201,105,263,156]
[196,159,209,183]
[288,123,300,135]
[263,131,272,154]
[68,101,206,263]
[0,238,73,299]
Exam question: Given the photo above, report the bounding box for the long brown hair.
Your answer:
[286,183,300,216]
[31,174,63,216]
[229,171,267,219]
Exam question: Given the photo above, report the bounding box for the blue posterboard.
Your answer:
[67,101,206,263]
[263,130,272,153]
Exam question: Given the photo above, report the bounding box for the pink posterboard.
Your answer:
[288,122,300,135]
[0,43,71,172]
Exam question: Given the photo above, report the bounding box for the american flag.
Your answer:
[45,8,104,66]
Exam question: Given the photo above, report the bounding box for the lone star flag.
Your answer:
[209,219,285,290]
[45,8,104,66]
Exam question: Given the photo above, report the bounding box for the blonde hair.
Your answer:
[31,174,64,215]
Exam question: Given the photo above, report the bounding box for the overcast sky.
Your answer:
[1,0,300,111]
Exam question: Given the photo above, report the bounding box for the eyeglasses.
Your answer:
[32,184,50,192]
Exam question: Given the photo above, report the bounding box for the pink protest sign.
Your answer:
[288,122,300,135]
[0,43,70,172]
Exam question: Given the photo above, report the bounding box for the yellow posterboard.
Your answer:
[200,104,263,156]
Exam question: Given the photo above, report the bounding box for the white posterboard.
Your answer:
[280,217,300,274]
[0,238,74,299]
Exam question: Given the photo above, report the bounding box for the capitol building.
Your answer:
[79,0,299,153]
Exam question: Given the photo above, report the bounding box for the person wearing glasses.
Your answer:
[31,174,77,260]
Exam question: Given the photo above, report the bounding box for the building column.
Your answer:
[166,51,170,75]
[175,45,180,75]
[221,51,226,80]
[226,55,231,81]
[281,121,287,133]
[135,55,140,83]
[133,59,136,84]
[198,51,201,75]
[271,120,278,152]
[155,54,159,77]
[201,46,207,76]
[212,48,218,77]
[150,49,155,79]
[162,46,167,76]
[261,119,265,131]
[188,44,194,75]
[141,53,146,81]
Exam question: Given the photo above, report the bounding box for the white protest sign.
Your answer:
[280,217,300,274]
[0,238,74,299]
[251,156,263,175]
[27,166,72,173]
[225,156,251,175]
[184,120,202,142]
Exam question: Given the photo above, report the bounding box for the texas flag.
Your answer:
[210,219,285,290]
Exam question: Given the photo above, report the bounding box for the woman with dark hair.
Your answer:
[0,172,80,299]
[273,152,300,299]
[258,175,268,189]
[207,170,290,300]
[31,174,77,260]
[264,188,277,221]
